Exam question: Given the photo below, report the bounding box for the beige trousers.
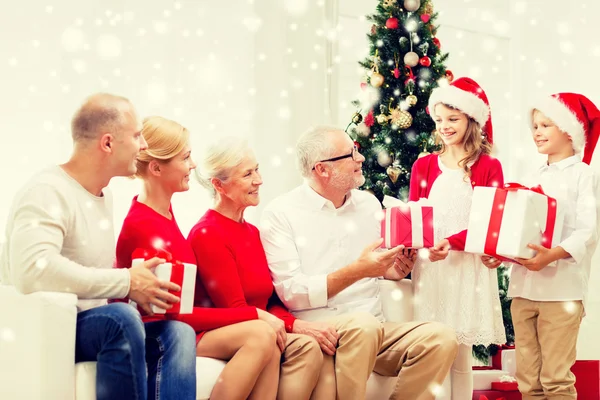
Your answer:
[511,298,584,400]
[279,333,328,400]
[316,312,458,400]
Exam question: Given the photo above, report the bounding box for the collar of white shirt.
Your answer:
[302,182,356,212]
[539,154,581,171]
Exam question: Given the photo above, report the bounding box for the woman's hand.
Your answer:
[293,320,339,356]
[257,309,287,352]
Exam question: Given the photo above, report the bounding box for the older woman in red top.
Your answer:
[116,116,283,400]
[190,137,337,400]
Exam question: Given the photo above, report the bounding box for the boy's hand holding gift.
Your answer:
[516,243,569,271]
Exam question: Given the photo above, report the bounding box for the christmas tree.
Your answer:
[346,0,451,202]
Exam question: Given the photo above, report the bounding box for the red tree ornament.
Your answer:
[433,37,441,48]
[386,17,399,29]
[419,56,431,67]
[364,110,375,127]
[354,141,361,150]
[392,67,401,78]
[420,14,430,23]
[445,69,454,82]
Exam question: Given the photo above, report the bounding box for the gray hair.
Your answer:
[295,126,340,177]
[195,136,252,196]
[71,93,132,142]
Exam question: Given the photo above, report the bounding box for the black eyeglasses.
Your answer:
[312,146,360,170]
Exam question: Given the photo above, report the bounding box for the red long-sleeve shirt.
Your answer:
[408,153,505,250]
[188,209,297,332]
[115,197,257,340]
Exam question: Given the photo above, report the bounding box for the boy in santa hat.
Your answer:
[500,93,600,398]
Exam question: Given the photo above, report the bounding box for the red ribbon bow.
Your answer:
[503,182,546,195]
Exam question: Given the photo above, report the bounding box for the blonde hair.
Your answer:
[134,116,190,178]
[195,136,253,195]
[71,93,132,142]
[435,105,492,178]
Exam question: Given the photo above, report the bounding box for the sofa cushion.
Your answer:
[74,357,226,400]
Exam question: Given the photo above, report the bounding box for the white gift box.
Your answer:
[464,184,563,262]
[132,257,196,314]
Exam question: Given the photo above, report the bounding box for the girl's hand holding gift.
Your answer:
[428,238,450,262]
[481,255,502,269]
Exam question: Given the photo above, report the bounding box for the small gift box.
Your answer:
[491,375,518,391]
[464,183,563,262]
[379,196,434,249]
[131,248,196,314]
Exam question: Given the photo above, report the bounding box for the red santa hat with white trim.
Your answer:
[428,77,493,144]
[529,93,600,165]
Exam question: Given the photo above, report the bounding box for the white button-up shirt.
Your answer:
[508,155,600,306]
[260,183,385,322]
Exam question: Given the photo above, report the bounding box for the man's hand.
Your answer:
[293,319,339,356]
[429,239,450,262]
[516,244,566,272]
[357,238,403,278]
[481,255,502,269]
[384,247,417,280]
[128,257,181,315]
[257,309,287,352]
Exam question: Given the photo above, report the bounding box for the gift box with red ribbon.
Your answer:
[474,391,521,400]
[379,196,434,249]
[132,248,196,314]
[572,360,600,399]
[491,345,516,375]
[464,183,563,261]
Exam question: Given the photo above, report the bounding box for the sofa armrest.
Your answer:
[378,279,414,323]
[0,286,78,400]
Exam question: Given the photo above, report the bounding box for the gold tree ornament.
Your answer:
[424,1,434,14]
[406,94,418,106]
[376,113,389,125]
[387,164,402,183]
[390,107,413,129]
[383,0,397,8]
[370,72,385,88]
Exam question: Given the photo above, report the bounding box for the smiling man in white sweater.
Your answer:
[0,93,197,400]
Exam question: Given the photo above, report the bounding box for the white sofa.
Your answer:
[0,279,413,400]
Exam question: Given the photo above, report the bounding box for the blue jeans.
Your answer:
[75,303,197,400]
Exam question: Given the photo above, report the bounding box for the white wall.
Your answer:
[0,0,335,237]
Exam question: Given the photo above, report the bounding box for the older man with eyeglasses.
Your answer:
[260,126,458,400]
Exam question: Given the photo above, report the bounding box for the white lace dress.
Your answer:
[412,157,506,346]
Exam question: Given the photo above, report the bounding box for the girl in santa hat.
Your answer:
[408,77,507,399]
[505,93,600,398]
